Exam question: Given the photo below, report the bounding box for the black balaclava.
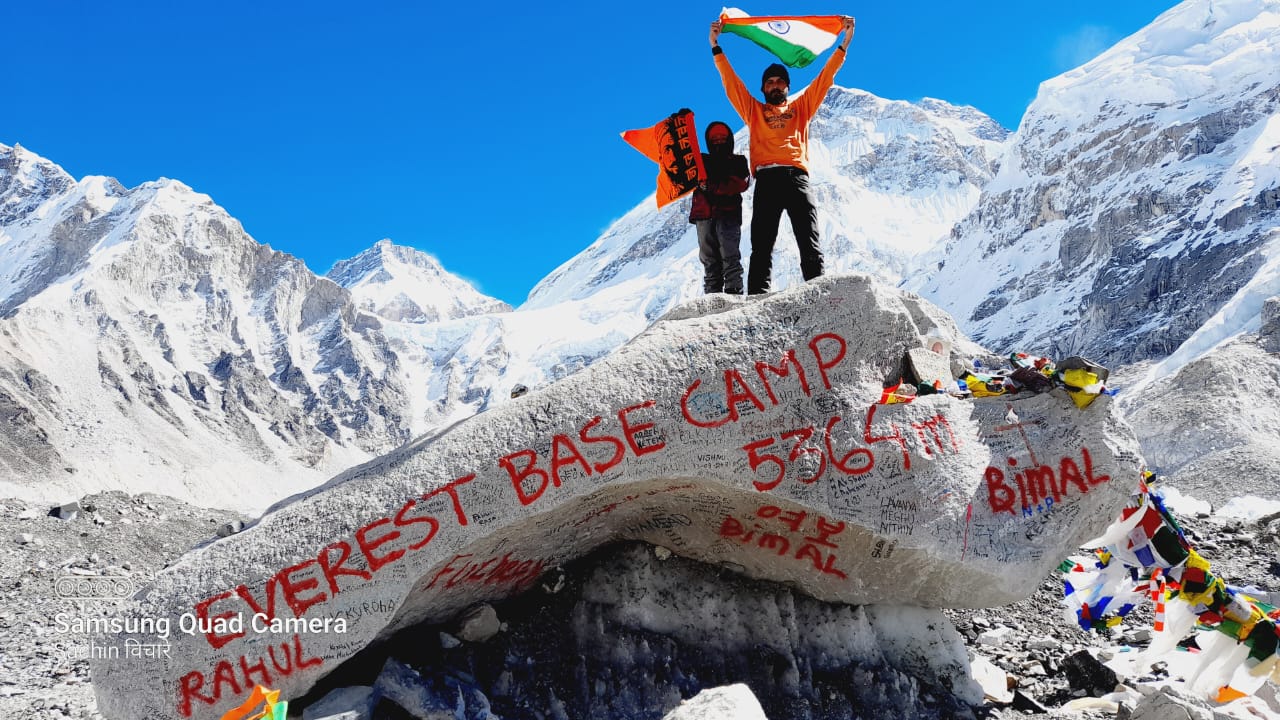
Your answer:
[705,121,734,157]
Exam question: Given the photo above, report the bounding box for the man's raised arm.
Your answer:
[799,16,856,114]
[710,20,753,123]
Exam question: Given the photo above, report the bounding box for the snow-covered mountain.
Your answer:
[323,242,525,429]
[322,240,642,428]
[327,239,510,323]
[10,0,1280,514]
[9,6,1280,717]
[0,139,720,510]
[1124,330,1280,507]
[0,144,504,509]
[364,87,1014,415]
[908,0,1280,367]
[526,87,1008,320]
[0,89,1006,509]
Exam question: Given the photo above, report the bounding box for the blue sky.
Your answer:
[6,1,1177,306]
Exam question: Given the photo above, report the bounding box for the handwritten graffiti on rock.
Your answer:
[177,473,480,716]
[571,483,697,529]
[741,404,961,492]
[498,400,667,506]
[623,513,694,536]
[990,412,1046,465]
[984,448,1110,516]
[911,414,962,459]
[179,634,321,717]
[965,521,1047,564]
[680,332,848,429]
[426,552,547,592]
[879,497,918,536]
[870,538,897,559]
[719,504,849,579]
[329,598,396,624]
[191,474,477,651]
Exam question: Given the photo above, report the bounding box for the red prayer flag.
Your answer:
[621,109,707,208]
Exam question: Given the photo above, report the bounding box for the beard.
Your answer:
[765,89,787,105]
[708,141,732,156]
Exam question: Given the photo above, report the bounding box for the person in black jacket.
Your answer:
[688,121,750,294]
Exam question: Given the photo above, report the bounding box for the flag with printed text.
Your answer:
[621,109,707,209]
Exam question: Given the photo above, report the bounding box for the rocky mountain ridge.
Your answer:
[0,143,510,509]
[907,0,1280,367]
[327,239,511,324]
[526,86,1008,315]
[0,86,1011,510]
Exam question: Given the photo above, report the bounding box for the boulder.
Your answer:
[216,519,245,538]
[90,275,1142,719]
[372,658,489,719]
[906,346,951,387]
[969,654,1013,704]
[977,626,1015,646]
[453,604,500,644]
[1010,690,1049,714]
[49,500,81,521]
[1062,649,1119,697]
[660,684,767,720]
[301,685,377,720]
[1117,686,1225,720]
[1262,296,1280,352]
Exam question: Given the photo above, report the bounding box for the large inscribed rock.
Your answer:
[92,275,1141,719]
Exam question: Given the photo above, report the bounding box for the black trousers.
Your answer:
[747,166,823,294]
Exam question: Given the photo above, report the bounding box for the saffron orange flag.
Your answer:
[621,109,707,209]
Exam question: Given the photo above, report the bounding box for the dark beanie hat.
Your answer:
[761,63,790,87]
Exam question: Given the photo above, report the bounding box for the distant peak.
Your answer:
[1,143,78,223]
[326,239,510,322]
[2,143,73,176]
[327,240,450,287]
[363,240,446,271]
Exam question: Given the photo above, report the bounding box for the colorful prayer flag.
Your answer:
[621,109,706,209]
[719,8,844,68]
[1059,479,1280,699]
[220,685,287,720]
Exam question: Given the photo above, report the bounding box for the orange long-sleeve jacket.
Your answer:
[713,47,846,175]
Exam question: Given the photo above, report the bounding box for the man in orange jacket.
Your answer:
[709,16,855,294]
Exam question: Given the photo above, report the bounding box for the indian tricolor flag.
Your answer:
[720,8,843,68]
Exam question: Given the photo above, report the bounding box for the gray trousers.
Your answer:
[695,217,744,294]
